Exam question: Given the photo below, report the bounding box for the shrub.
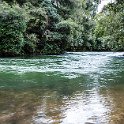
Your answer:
[22,34,38,54]
[0,3,26,56]
[25,4,47,36]
[56,19,83,50]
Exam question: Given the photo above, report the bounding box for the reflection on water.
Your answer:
[0,52,124,124]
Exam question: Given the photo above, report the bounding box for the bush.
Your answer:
[22,34,38,54]
[42,31,65,54]
[94,2,124,51]
[25,3,47,36]
[56,19,84,50]
[0,3,26,56]
[42,43,62,55]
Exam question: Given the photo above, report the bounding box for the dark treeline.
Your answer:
[0,0,123,56]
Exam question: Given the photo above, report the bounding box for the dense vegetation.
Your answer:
[0,0,123,56]
[94,0,124,51]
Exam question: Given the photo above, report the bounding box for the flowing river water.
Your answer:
[0,52,124,124]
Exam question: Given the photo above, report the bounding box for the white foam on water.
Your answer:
[106,52,124,57]
[0,52,123,79]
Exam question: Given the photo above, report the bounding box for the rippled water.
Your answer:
[0,52,124,124]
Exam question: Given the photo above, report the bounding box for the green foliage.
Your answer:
[94,1,124,51]
[23,34,38,54]
[42,43,62,55]
[0,0,123,57]
[56,19,78,34]
[26,5,47,35]
[22,0,66,55]
[0,2,26,56]
[56,19,81,50]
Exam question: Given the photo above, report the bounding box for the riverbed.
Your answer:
[0,52,124,124]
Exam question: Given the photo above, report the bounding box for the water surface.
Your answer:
[0,52,124,124]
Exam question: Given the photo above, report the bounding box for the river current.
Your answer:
[0,52,124,124]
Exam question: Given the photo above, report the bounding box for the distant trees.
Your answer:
[0,0,123,56]
[0,3,26,56]
[94,1,124,51]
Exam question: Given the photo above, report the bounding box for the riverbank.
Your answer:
[0,1,123,57]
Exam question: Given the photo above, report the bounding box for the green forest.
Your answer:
[0,0,123,56]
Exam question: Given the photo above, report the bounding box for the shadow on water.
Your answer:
[0,72,91,124]
[0,52,124,124]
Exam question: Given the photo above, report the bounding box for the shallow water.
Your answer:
[0,52,124,124]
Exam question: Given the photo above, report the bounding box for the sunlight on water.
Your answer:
[0,52,124,124]
[61,89,110,124]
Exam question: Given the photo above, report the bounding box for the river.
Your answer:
[0,52,124,124]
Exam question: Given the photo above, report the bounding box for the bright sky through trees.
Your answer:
[97,0,116,13]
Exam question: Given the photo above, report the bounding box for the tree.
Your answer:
[0,3,26,56]
[94,1,124,51]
